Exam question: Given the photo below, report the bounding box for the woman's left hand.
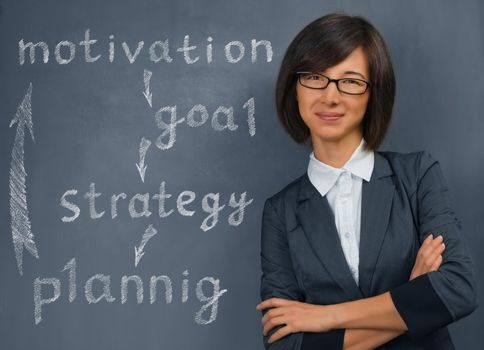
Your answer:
[256,298,333,343]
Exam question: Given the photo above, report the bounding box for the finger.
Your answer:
[421,236,445,259]
[268,325,292,343]
[263,315,286,336]
[261,307,285,325]
[423,233,434,245]
[430,254,443,271]
[257,298,276,310]
[438,242,445,252]
[424,236,443,257]
[431,235,444,246]
[427,243,445,264]
[418,234,439,256]
[427,242,445,260]
[257,298,288,310]
[422,243,445,271]
[412,237,444,279]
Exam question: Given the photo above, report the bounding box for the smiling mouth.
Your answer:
[315,112,344,121]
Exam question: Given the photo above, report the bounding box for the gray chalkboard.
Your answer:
[1,1,483,349]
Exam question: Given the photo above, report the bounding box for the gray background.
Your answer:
[0,0,483,349]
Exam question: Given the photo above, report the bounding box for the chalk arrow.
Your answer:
[135,137,151,182]
[143,69,153,107]
[9,82,39,276]
[135,224,158,267]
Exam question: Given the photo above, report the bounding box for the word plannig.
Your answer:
[34,258,227,325]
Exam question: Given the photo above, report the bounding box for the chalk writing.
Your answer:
[135,137,151,182]
[34,258,227,325]
[60,182,253,231]
[19,30,273,65]
[9,83,39,276]
[143,69,153,107]
[154,97,256,150]
[134,224,158,267]
[10,22,270,331]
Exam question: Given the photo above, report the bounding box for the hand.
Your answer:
[256,298,333,343]
[410,233,445,281]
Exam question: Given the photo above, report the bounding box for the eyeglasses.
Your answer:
[296,71,370,95]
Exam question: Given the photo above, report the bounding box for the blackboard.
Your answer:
[1,1,482,349]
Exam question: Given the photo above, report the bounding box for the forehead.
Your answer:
[321,46,369,79]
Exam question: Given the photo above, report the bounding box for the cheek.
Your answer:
[297,99,314,124]
[350,96,369,118]
[295,87,316,114]
[295,86,305,107]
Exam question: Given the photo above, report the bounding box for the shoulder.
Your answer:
[378,149,439,173]
[377,149,441,192]
[375,150,437,169]
[265,172,306,205]
[263,172,307,223]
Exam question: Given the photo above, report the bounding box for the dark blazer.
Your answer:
[260,150,478,350]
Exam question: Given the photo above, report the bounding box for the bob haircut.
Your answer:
[275,13,395,151]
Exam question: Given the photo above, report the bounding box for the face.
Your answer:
[296,46,370,147]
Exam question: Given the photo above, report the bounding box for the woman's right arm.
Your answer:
[260,198,346,349]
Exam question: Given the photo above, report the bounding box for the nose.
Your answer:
[320,81,340,105]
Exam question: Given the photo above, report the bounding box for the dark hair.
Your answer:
[275,13,395,150]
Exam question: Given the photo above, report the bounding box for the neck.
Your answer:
[312,133,363,168]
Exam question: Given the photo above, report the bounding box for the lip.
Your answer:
[315,112,344,121]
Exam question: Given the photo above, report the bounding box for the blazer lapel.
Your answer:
[296,173,364,300]
[358,151,395,297]
[295,151,395,300]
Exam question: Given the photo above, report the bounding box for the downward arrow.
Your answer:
[135,224,158,267]
[143,69,153,107]
[135,137,151,182]
[9,82,40,276]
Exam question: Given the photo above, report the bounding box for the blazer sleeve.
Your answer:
[260,198,345,350]
[389,151,478,340]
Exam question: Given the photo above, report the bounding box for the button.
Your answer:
[344,232,351,238]
[338,172,350,183]
[341,172,351,182]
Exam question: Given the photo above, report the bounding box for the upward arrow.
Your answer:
[9,82,39,276]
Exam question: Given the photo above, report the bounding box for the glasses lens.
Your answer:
[299,73,328,89]
[338,79,367,94]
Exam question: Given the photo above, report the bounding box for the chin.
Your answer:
[311,129,361,145]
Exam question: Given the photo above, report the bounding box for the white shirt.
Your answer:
[307,138,374,285]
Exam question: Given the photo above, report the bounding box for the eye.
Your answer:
[304,74,322,80]
[341,78,365,86]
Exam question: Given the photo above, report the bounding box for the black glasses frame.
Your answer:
[296,71,370,95]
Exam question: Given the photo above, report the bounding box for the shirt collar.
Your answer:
[307,138,375,197]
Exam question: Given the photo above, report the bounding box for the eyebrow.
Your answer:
[343,70,367,80]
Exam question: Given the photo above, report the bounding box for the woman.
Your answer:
[256,13,477,350]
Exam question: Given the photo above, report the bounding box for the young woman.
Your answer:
[256,13,477,350]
